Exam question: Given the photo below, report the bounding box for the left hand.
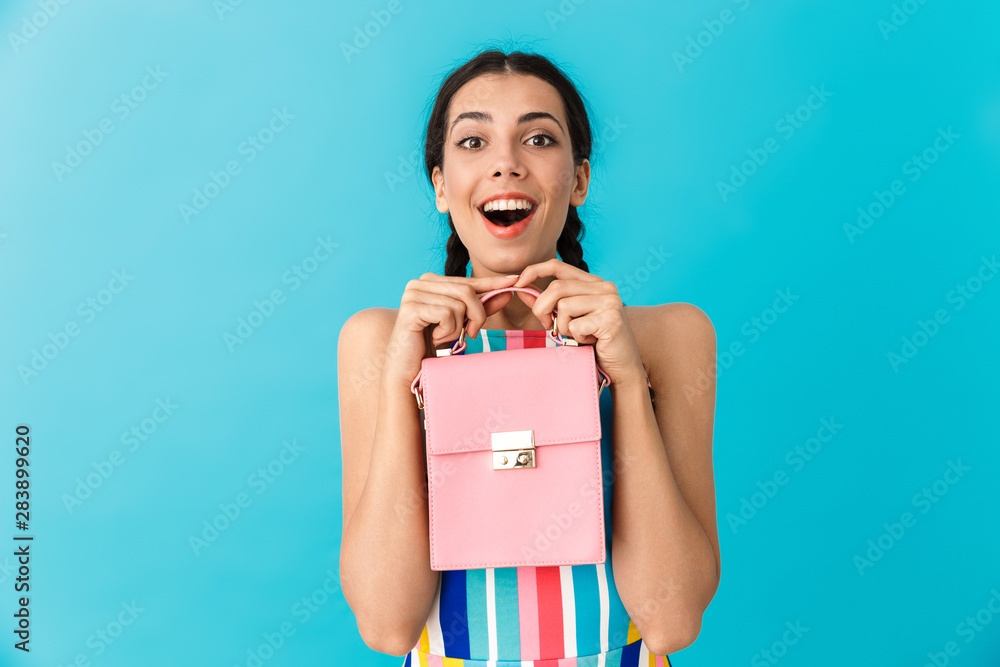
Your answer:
[513,258,647,387]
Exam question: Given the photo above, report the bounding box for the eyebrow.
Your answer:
[449,111,565,136]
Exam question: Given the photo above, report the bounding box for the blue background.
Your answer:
[2,0,999,665]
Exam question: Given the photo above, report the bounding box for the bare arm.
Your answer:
[338,273,520,656]
[609,303,721,655]
[338,308,439,656]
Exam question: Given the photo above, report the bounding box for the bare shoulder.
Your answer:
[339,307,399,344]
[625,302,716,365]
[337,306,401,400]
[337,307,401,530]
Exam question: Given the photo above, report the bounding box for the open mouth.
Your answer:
[480,203,536,227]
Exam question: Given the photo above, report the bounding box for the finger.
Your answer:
[560,312,601,345]
[416,274,519,334]
[404,290,470,344]
[406,301,462,347]
[513,258,600,289]
[418,272,521,290]
[409,283,506,340]
[530,280,615,328]
[551,295,615,343]
[464,288,513,339]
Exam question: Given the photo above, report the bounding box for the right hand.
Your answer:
[383,272,521,387]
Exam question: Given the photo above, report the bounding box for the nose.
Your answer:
[491,139,524,178]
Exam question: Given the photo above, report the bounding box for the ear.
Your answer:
[431,165,449,213]
[568,159,590,208]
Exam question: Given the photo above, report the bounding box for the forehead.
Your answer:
[448,73,565,125]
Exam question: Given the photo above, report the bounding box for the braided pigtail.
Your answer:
[556,206,589,272]
[444,215,470,277]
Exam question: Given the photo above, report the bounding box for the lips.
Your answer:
[479,204,536,240]
[476,192,539,240]
[480,203,534,227]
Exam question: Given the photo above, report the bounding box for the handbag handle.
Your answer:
[409,285,652,409]
[453,285,572,354]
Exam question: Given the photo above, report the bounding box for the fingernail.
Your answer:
[506,274,518,279]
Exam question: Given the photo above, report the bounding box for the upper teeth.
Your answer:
[483,199,534,213]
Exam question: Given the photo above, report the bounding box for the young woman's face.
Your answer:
[432,73,590,276]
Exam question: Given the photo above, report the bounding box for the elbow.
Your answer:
[339,554,429,657]
[357,621,421,657]
[642,615,703,657]
[344,581,423,657]
[344,590,423,657]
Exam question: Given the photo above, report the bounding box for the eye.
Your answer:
[528,133,558,148]
[456,135,484,150]
[455,133,559,151]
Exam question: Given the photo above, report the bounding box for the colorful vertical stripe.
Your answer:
[517,566,540,658]
[465,569,489,659]
[571,563,601,656]
[536,566,565,658]
[439,570,470,658]
[406,639,672,666]
[493,567,521,660]
[405,329,675,667]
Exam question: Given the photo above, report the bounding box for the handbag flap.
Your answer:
[421,344,602,456]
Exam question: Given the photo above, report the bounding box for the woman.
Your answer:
[338,49,720,666]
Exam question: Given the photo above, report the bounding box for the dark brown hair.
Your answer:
[423,49,592,277]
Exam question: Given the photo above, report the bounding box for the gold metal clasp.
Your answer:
[491,430,535,470]
[550,320,578,346]
[435,329,467,356]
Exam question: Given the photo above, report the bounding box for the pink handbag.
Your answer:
[409,286,611,571]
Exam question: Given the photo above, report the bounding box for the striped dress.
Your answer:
[404,329,673,667]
